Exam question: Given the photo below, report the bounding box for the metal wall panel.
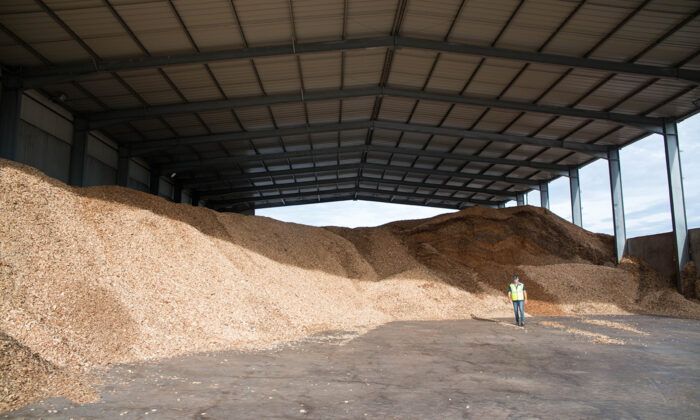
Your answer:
[16,120,71,183]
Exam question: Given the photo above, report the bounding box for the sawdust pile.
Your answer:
[2,158,699,411]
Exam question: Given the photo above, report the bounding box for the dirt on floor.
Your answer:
[2,158,699,412]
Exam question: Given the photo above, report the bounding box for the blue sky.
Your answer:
[259,114,699,238]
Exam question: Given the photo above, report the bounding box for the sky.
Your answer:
[258,114,699,238]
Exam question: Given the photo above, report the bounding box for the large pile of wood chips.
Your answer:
[2,158,699,411]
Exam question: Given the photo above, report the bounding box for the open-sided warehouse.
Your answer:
[1,0,699,417]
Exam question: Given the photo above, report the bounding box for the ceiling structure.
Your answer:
[1,0,699,213]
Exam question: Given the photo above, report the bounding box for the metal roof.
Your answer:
[1,0,699,212]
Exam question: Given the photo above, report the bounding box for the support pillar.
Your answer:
[663,120,689,293]
[69,118,88,186]
[608,148,626,263]
[117,147,129,187]
[516,192,525,206]
[191,191,200,207]
[173,182,182,203]
[0,74,22,160]
[149,168,160,196]
[569,167,583,227]
[539,182,549,209]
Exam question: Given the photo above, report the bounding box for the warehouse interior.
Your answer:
[1,0,700,416]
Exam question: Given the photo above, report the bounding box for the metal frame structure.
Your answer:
[0,0,697,290]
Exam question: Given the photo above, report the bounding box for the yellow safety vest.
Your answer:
[509,283,524,301]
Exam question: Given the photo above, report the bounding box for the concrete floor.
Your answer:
[4,315,700,419]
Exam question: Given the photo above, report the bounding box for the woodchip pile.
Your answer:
[2,158,699,411]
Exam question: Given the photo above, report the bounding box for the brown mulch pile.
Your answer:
[2,158,699,412]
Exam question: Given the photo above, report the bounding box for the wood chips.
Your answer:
[2,158,699,411]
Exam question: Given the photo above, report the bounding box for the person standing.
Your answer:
[508,275,527,326]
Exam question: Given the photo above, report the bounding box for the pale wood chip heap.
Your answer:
[1,158,699,411]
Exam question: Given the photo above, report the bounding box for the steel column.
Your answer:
[608,148,627,263]
[149,168,160,195]
[69,118,88,186]
[117,147,129,187]
[663,120,689,293]
[516,193,525,206]
[539,182,549,210]
[569,167,583,227]
[0,75,22,160]
[191,191,200,207]
[173,182,182,203]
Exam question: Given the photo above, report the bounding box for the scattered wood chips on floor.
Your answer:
[539,321,625,345]
[2,159,699,411]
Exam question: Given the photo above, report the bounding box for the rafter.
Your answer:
[20,36,700,88]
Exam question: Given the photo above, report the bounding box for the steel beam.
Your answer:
[90,87,662,134]
[134,120,586,168]
[569,167,582,227]
[183,162,544,189]
[117,147,129,187]
[539,182,549,209]
[608,148,627,263]
[663,120,689,293]
[209,186,501,209]
[199,176,517,200]
[69,118,88,186]
[218,194,466,212]
[160,142,572,175]
[0,74,21,161]
[21,36,700,87]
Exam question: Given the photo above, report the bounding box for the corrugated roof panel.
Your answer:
[378,96,415,121]
[281,133,311,151]
[198,110,241,133]
[499,63,568,103]
[117,69,182,105]
[543,1,638,57]
[270,102,306,126]
[424,52,481,92]
[339,128,368,146]
[573,74,649,112]
[299,51,341,90]
[372,128,401,146]
[401,0,462,39]
[589,5,697,63]
[498,0,580,51]
[171,0,244,50]
[208,59,263,98]
[161,113,207,137]
[639,18,700,67]
[113,1,193,54]
[310,131,340,147]
[599,125,646,147]
[503,144,544,160]
[234,0,292,45]
[648,88,698,118]
[503,113,553,137]
[0,30,43,66]
[448,0,523,46]
[235,105,274,129]
[477,141,517,158]
[343,49,385,88]
[306,99,340,124]
[426,135,459,152]
[463,58,529,97]
[506,166,539,179]
[78,77,144,109]
[346,0,397,38]
[473,108,521,132]
[254,55,301,94]
[534,117,587,141]
[529,147,570,164]
[387,49,437,88]
[567,120,625,144]
[292,0,344,42]
[451,138,489,155]
[341,97,375,121]
[252,136,284,154]
[441,104,487,128]
[613,79,694,116]
[537,69,609,107]
[409,100,453,125]
[398,131,432,149]
[163,64,223,102]
[221,140,251,156]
